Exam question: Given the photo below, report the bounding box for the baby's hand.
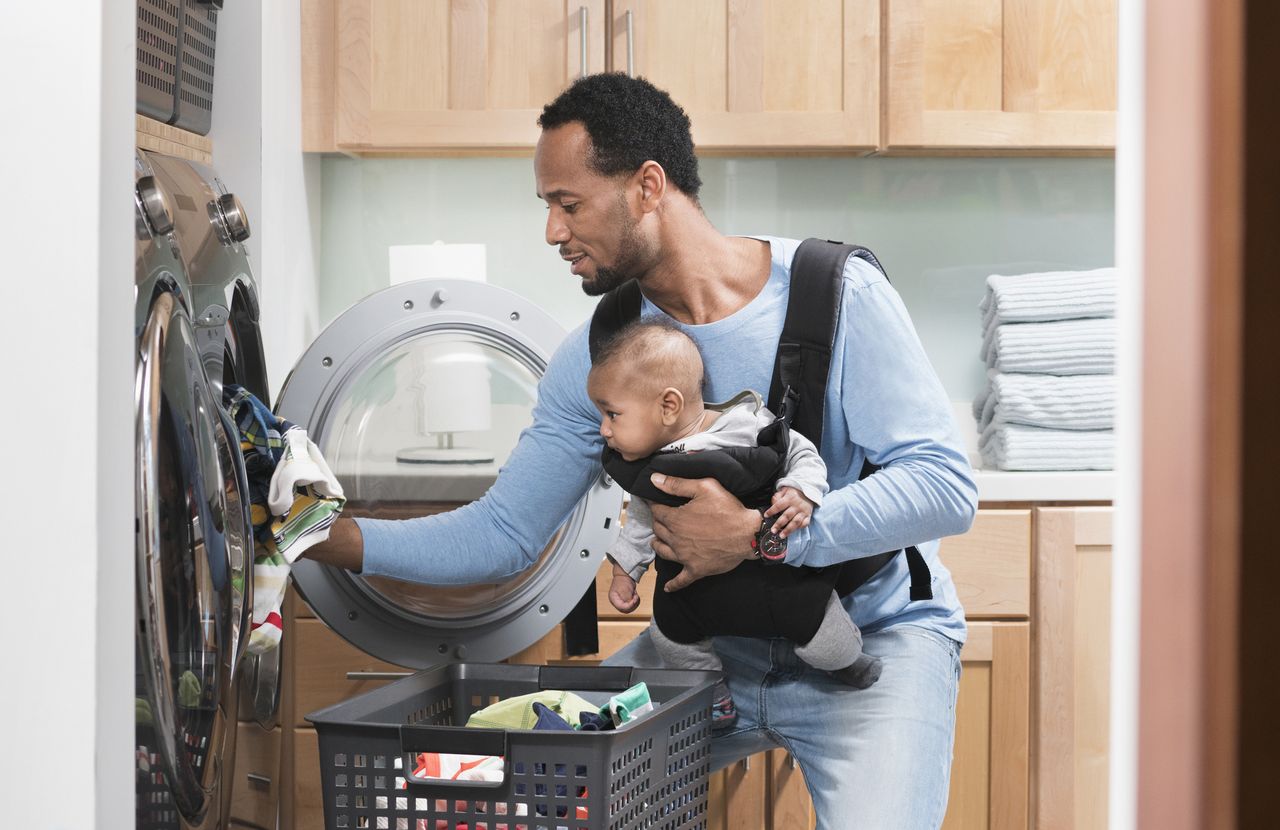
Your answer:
[608,565,641,614]
[766,486,815,538]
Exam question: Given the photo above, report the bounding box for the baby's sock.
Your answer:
[794,592,883,689]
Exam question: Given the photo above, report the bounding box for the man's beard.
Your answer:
[581,263,633,297]
[580,210,648,297]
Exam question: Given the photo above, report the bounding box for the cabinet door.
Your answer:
[1033,507,1112,830]
[610,0,880,151]
[885,0,1116,150]
[943,622,1030,830]
[317,0,607,151]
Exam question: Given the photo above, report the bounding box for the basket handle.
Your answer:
[537,664,634,691]
[399,725,509,790]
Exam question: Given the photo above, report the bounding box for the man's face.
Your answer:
[534,123,652,296]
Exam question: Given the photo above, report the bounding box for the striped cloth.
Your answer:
[973,372,1116,434]
[224,385,345,654]
[979,267,1117,329]
[979,423,1114,471]
[981,317,1116,375]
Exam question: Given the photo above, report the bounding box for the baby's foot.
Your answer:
[829,654,883,689]
[710,679,738,732]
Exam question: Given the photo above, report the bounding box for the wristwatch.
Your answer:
[750,508,788,563]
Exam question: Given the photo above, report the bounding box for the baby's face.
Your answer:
[586,365,670,461]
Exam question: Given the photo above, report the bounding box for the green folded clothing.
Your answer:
[601,682,655,727]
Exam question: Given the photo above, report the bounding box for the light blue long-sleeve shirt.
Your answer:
[358,237,977,642]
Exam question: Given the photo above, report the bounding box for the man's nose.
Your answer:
[545,209,570,246]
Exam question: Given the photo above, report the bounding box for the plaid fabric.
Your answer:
[224,385,345,654]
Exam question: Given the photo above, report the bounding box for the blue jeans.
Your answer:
[604,624,963,830]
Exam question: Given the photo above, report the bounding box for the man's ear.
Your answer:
[636,161,666,214]
[659,386,684,425]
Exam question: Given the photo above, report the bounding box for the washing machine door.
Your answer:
[276,279,622,668]
[136,288,251,829]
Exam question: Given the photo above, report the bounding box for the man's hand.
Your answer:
[647,472,760,593]
[766,486,815,538]
[608,563,641,613]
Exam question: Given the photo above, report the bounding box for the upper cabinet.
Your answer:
[608,0,880,151]
[884,0,1117,150]
[303,0,1115,154]
[305,0,607,152]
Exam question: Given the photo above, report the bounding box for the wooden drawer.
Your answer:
[289,618,411,727]
[293,728,325,830]
[229,723,280,830]
[940,509,1032,619]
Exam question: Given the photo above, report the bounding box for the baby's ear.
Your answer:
[659,387,684,423]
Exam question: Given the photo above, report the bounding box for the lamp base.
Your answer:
[396,446,495,465]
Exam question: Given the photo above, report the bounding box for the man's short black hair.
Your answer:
[538,73,702,200]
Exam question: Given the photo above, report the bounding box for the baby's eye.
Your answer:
[607,411,619,420]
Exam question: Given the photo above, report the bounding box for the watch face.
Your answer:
[758,528,788,560]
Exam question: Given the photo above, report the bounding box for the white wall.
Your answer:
[210,0,322,403]
[0,2,134,826]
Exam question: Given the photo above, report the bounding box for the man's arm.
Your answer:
[301,328,607,585]
[304,516,364,572]
[783,266,977,567]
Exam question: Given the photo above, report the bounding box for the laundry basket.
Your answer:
[306,663,717,830]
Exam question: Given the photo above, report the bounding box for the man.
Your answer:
[307,73,976,829]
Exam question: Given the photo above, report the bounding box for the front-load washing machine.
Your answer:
[142,150,281,727]
[274,279,622,671]
[133,151,255,830]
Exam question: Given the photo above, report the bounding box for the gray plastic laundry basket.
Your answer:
[306,663,717,830]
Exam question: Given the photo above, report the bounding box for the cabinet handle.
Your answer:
[579,7,589,78]
[246,772,272,787]
[741,756,750,772]
[346,671,412,681]
[625,10,635,77]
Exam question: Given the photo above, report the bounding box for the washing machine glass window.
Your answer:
[278,279,622,668]
[136,289,240,828]
[317,328,559,620]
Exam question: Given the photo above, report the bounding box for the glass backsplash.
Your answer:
[320,155,1115,404]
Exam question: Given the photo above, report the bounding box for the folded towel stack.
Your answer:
[975,268,1117,471]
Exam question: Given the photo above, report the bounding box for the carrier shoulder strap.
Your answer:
[588,279,643,362]
[769,239,932,602]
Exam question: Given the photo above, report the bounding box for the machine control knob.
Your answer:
[136,176,174,236]
[217,193,251,243]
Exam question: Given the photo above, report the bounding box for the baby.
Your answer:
[588,319,883,731]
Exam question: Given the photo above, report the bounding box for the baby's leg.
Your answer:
[793,591,883,689]
[649,622,737,731]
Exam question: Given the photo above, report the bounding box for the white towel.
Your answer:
[981,318,1116,375]
[268,427,345,517]
[974,372,1115,432]
[979,423,1114,471]
[979,267,1117,328]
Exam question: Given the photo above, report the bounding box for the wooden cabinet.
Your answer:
[277,506,1110,828]
[306,0,879,153]
[304,0,1114,153]
[608,0,880,151]
[228,722,282,830]
[304,0,607,151]
[884,0,1117,150]
[1032,507,1113,830]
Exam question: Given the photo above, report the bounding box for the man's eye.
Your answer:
[562,203,579,214]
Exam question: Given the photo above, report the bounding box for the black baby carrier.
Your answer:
[589,238,933,606]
